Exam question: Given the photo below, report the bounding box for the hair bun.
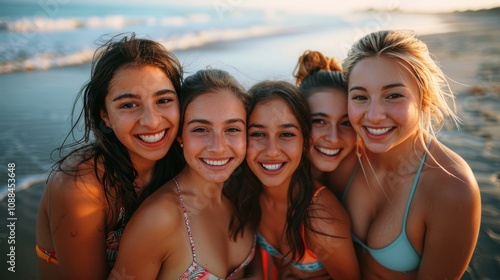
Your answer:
[294,50,342,85]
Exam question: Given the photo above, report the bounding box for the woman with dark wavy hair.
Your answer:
[36,33,184,279]
[226,80,359,279]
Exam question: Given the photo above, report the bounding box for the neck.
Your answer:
[175,168,225,205]
[261,181,290,206]
[362,133,429,174]
[311,165,325,185]
[132,160,156,195]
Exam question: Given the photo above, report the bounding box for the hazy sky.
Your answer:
[198,0,500,13]
[3,0,500,13]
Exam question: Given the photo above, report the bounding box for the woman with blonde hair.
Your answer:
[342,30,481,279]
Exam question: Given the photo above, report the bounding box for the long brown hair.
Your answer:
[226,80,315,264]
[52,33,184,230]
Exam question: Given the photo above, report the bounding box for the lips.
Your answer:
[315,146,340,156]
[365,127,393,136]
[261,163,284,171]
[137,130,166,143]
[202,158,230,166]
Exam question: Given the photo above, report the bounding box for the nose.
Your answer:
[365,100,386,123]
[207,131,226,152]
[324,127,339,143]
[264,137,281,157]
[139,105,161,128]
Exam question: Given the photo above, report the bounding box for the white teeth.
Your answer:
[203,159,230,166]
[366,127,391,135]
[261,163,283,171]
[139,130,165,143]
[317,147,340,156]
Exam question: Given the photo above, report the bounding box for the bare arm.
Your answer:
[308,188,361,280]
[49,174,109,280]
[109,191,178,280]
[416,171,481,279]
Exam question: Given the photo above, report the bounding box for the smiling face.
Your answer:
[101,65,180,167]
[178,89,247,184]
[347,56,421,153]
[307,89,356,173]
[246,98,304,189]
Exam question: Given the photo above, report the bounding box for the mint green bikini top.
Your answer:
[342,142,430,272]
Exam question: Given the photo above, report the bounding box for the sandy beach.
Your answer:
[421,11,500,279]
[0,8,499,279]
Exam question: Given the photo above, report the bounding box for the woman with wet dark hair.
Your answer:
[36,33,184,279]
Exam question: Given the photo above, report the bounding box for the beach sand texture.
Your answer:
[0,8,499,279]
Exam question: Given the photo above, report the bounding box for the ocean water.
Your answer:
[0,2,452,199]
[0,2,454,74]
[0,2,343,74]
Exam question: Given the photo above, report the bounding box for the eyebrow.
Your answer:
[382,83,405,90]
[187,118,246,126]
[311,112,349,118]
[311,112,329,118]
[111,89,176,102]
[248,123,299,129]
[349,83,406,92]
[280,123,299,129]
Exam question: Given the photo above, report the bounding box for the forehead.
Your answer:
[349,56,418,89]
[185,89,246,119]
[108,65,171,92]
[249,98,298,124]
[308,89,347,109]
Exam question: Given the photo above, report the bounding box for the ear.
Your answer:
[100,109,111,128]
[176,136,183,147]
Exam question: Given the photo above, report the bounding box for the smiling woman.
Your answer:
[226,80,360,280]
[101,65,179,163]
[110,68,261,280]
[341,30,481,279]
[35,33,184,280]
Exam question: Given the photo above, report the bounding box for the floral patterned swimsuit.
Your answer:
[174,177,256,280]
[105,205,126,266]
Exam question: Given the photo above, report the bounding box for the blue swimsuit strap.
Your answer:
[402,142,429,232]
[342,163,359,205]
[256,233,324,272]
[402,142,430,230]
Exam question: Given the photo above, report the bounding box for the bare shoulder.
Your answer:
[308,184,351,237]
[127,180,184,233]
[305,184,357,277]
[43,158,107,213]
[117,180,184,263]
[420,140,480,211]
[413,141,481,279]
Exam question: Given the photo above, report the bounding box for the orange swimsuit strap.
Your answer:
[36,244,59,265]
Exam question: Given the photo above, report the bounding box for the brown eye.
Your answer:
[249,132,265,137]
[120,103,137,109]
[341,120,352,127]
[387,93,403,99]
[312,118,326,125]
